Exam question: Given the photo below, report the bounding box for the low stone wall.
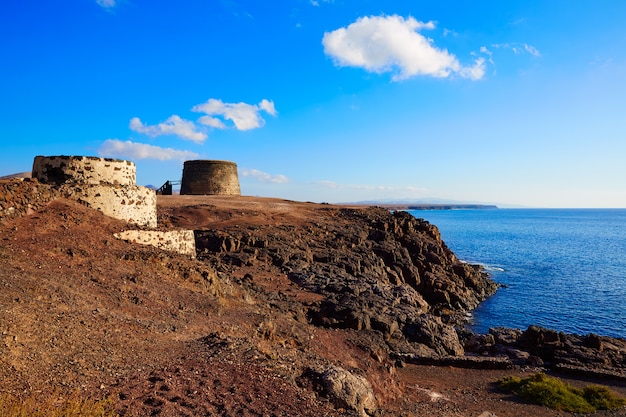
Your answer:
[0,179,59,223]
[114,230,196,258]
[5,156,198,256]
[58,183,157,228]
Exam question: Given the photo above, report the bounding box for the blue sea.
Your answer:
[407,209,626,339]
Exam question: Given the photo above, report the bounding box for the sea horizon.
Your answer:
[407,208,626,339]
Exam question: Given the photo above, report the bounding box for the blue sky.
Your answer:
[1,0,625,207]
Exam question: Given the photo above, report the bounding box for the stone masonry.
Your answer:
[32,156,157,228]
[3,156,199,257]
[180,160,241,196]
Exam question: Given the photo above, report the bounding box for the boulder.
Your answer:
[306,365,377,417]
[465,325,626,378]
[404,314,464,356]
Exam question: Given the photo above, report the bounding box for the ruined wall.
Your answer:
[58,184,157,228]
[0,179,59,223]
[180,160,240,196]
[114,230,196,258]
[32,155,136,186]
[32,156,157,228]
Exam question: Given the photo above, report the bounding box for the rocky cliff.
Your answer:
[193,206,498,358]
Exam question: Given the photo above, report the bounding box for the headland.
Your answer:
[1,175,625,417]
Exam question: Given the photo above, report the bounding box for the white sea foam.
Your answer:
[483,265,505,272]
[460,259,504,272]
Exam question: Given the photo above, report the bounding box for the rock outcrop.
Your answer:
[304,365,378,417]
[195,207,499,358]
[464,325,626,379]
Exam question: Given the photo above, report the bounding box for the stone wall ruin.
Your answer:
[32,155,157,228]
[4,156,203,257]
[0,178,58,223]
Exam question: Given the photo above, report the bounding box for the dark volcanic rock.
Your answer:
[196,206,498,358]
[464,325,626,379]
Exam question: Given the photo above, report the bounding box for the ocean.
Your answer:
[407,209,626,339]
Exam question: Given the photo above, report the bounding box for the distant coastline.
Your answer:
[356,203,499,211]
[406,204,497,210]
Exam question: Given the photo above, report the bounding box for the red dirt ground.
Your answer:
[1,195,625,416]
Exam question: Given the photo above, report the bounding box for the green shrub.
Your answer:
[497,373,625,413]
[0,393,119,417]
[583,385,626,410]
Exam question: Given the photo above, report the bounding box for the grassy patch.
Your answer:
[0,393,119,417]
[497,373,625,413]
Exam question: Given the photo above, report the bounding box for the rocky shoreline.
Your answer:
[2,179,626,416]
[192,206,499,359]
[186,202,626,381]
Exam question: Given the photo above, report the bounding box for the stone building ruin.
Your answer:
[32,155,157,227]
[30,155,197,257]
[180,160,241,196]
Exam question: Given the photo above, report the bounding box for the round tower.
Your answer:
[31,155,157,228]
[180,160,241,196]
[32,155,136,186]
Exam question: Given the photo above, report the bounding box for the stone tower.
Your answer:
[180,160,241,196]
[32,155,157,227]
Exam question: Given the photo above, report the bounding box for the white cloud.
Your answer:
[98,139,200,162]
[322,15,484,81]
[458,57,486,80]
[479,46,495,65]
[258,99,277,116]
[491,42,541,57]
[128,98,276,144]
[96,0,116,9]
[240,169,289,183]
[523,44,540,57]
[198,116,226,129]
[129,115,207,143]
[193,99,278,131]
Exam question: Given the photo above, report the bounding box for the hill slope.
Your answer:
[2,185,625,416]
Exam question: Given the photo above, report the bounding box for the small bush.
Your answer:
[0,393,119,417]
[583,385,626,410]
[497,373,625,413]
